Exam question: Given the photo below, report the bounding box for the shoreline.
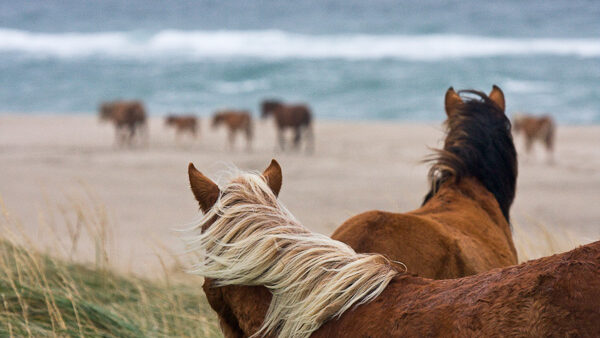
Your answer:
[1,112,598,127]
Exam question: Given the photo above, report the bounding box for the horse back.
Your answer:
[332,210,477,279]
[111,101,146,126]
[275,105,312,128]
[316,240,600,337]
[332,179,517,279]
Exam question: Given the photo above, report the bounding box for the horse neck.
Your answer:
[423,177,513,242]
[203,279,271,337]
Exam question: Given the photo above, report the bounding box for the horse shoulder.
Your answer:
[332,211,458,279]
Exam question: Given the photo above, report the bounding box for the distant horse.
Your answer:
[513,113,555,162]
[165,114,199,140]
[332,86,518,279]
[99,100,148,146]
[261,100,314,152]
[186,160,600,337]
[212,110,253,151]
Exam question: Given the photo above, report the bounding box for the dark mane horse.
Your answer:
[332,86,518,279]
[261,99,314,152]
[423,87,517,221]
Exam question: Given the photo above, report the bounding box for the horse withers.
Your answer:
[332,86,518,280]
[212,110,253,151]
[99,100,148,146]
[185,159,600,337]
[261,99,314,152]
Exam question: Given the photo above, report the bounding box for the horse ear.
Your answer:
[489,85,506,112]
[262,159,282,197]
[188,163,220,213]
[444,87,463,117]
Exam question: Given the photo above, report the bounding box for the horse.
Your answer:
[212,110,253,151]
[261,100,314,152]
[98,100,148,146]
[185,160,600,337]
[165,114,199,140]
[513,113,555,163]
[331,86,518,280]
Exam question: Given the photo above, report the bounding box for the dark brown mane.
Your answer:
[423,90,517,221]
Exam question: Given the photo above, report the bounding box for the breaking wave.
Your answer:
[2,28,600,61]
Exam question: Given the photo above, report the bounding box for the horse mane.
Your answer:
[423,90,517,221]
[185,171,398,338]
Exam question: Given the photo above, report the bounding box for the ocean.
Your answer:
[1,0,599,123]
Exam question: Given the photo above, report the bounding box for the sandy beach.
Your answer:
[0,114,598,274]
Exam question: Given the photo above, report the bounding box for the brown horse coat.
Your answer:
[187,161,600,337]
[99,100,147,145]
[513,113,555,156]
[261,100,314,151]
[165,114,198,137]
[202,242,600,337]
[314,240,600,337]
[212,110,253,150]
[333,86,518,279]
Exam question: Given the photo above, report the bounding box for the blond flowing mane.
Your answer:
[185,171,399,338]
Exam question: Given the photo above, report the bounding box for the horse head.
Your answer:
[188,159,282,229]
[261,100,283,119]
[425,85,517,221]
[98,102,114,121]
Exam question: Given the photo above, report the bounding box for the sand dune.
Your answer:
[0,115,598,274]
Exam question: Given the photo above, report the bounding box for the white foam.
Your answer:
[1,28,599,60]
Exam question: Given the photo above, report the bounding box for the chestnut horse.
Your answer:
[186,160,600,337]
[332,86,518,279]
[165,114,199,139]
[261,100,314,152]
[99,100,148,146]
[212,110,253,151]
[513,113,555,162]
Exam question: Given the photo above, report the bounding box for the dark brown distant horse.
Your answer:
[332,86,518,279]
[165,114,199,140]
[99,100,148,146]
[185,159,600,338]
[261,100,314,152]
[513,113,555,162]
[212,110,253,151]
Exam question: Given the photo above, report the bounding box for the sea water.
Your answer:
[0,0,599,123]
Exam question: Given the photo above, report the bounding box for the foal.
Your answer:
[332,86,518,279]
[212,110,253,151]
[165,114,199,140]
[99,100,148,146]
[261,100,314,152]
[186,160,600,337]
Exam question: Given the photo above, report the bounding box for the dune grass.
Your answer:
[512,215,593,263]
[0,195,222,338]
[0,188,592,337]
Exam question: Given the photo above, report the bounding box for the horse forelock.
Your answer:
[184,170,398,338]
[424,90,517,222]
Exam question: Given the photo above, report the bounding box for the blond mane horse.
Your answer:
[185,160,600,337]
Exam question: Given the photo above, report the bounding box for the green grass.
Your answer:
[0,194,221,338]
